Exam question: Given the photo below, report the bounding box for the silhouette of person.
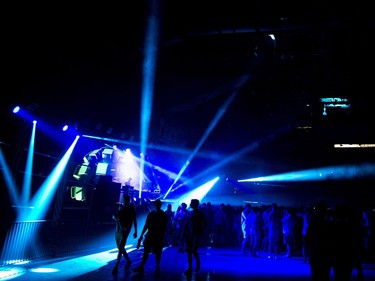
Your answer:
[173,202,188,249]
[267,202,282,259]
[281,207,297,258]
[133,199,168,274]
[181,199,207,275]
[331,204,363,281]
[111,194,137,274]
[241,203,252,255]
[164,203,175,246]
[297,205,313,264]
[212,203,228,247]
[200,202,214,247]
[306,200,332,281]
[249,206,264,257]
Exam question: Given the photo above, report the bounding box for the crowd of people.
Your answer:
[112,196,375,280]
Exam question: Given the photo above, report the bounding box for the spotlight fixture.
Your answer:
[12,106,20,113]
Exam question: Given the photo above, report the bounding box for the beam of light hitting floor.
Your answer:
[176,177,220,210]
[1,221,45,268]
[139,1,160,200]
[0,247,137,281]
[21,136,80,222]
[0,147,20,206]
[3,137,79,265]
[21,120,36,206]
[237,163,375,182]
[0,266,26,280]
[164,90,239,199]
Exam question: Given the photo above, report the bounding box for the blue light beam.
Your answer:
[139,0,160,199]
[21,120,37,205]
[238,163,375,183]
[23,136,80,221]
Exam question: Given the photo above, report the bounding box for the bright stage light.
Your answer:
[12,106,20,113]
[176,177,220,210]
[334,144,375,148]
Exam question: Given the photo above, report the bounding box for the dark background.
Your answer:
[1,1,374,211]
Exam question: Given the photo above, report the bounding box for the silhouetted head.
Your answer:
[190,199,199,209]
[154,199,162,209]
[122,195,131,205]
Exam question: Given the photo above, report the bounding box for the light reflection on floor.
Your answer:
[0,246,374,281]
[0,266,26,281]
[0,246,135,281]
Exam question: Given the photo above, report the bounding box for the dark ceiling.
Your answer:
[1,1,375,202]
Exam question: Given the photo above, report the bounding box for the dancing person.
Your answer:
[306,200,332,281]
[241,203,252,255]
[212,203,228,247]
[173,202,188,249]
[297,206,313,263]
[267,203,282,259]
[164,203,175,246]
[181,199,207,275]
[250,206,264,257]
[133,199,168,274]
[331,204,364,281]
[281,207,297,258]
[112,195,137,274]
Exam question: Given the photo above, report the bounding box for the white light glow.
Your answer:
[334,144,375,148]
